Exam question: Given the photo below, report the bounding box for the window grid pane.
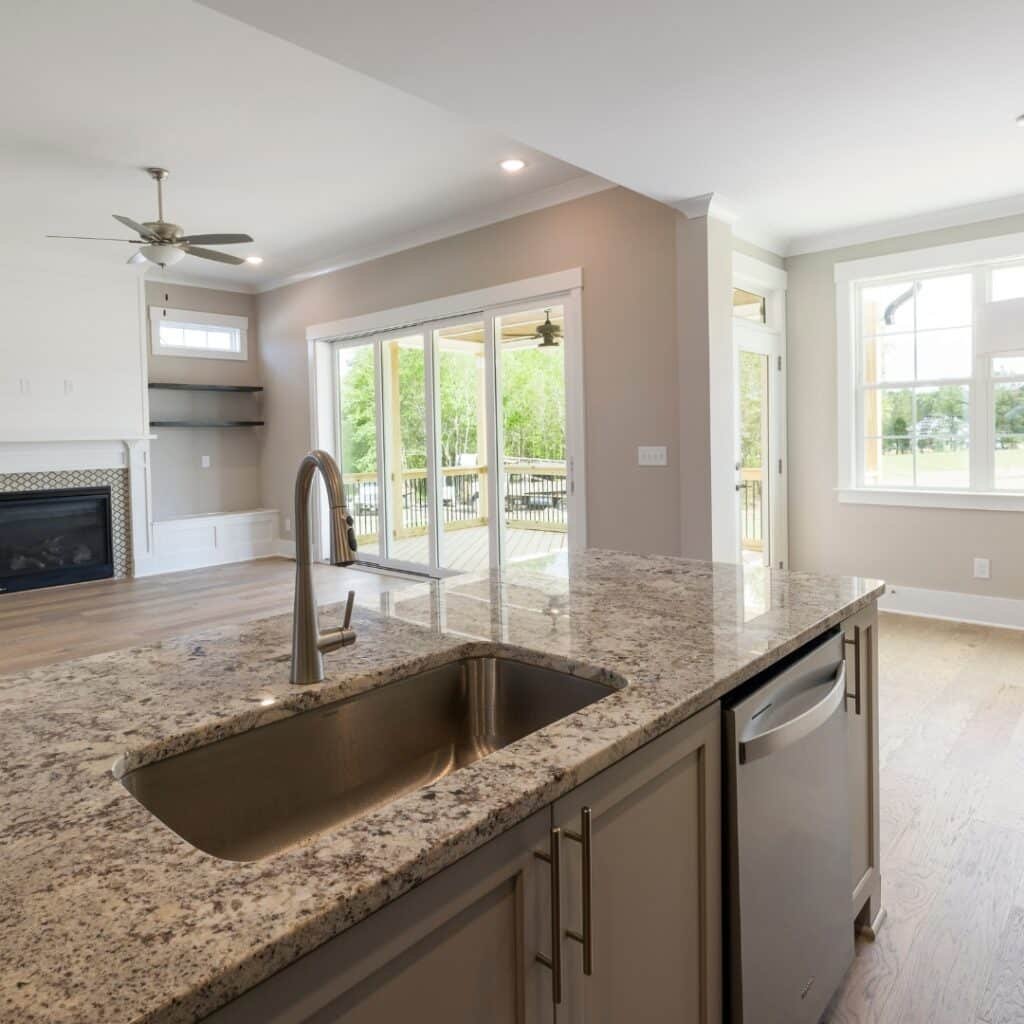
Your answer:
[859,273,973,490]
[158,320,241,355]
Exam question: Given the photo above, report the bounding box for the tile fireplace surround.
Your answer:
[0,440,152,583]
[0,469,132,578]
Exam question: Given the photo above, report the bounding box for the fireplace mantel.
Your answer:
[0,438,153,575]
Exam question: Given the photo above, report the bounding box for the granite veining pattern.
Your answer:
[0,549,883,1023]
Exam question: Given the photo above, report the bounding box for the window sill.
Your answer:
[837,488,1024,511]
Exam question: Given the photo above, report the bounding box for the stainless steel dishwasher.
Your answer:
[725,630,853,1024]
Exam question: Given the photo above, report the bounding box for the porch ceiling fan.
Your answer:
[46,167,254,268]
[501,309,564,348]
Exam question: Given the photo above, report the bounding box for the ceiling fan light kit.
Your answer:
[141,243,186,267]
[46,166,254,269]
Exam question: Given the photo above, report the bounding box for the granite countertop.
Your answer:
[0,549,883,1024]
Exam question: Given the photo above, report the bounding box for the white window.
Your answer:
[150,307,248,361]
[837,235,1024,510]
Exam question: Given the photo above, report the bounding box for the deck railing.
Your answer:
[739,467,763,550]
[343,461,567,543]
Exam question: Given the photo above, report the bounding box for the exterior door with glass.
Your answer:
[331,296,581,577]
[734,298,787,569]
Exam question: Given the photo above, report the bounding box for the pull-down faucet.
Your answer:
[290,449,358,685]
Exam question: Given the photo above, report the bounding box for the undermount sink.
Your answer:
[120,656,616,862]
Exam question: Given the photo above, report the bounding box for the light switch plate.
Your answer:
[638,445,668,467]
[201,455,211,469]
[974,557,990,579]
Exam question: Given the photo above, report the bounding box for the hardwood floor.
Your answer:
[0,558,421,674]
[827,612,1024,1024]
[5,566,1024,1021]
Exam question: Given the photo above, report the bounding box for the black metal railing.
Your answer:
[740,474,762,547]
[343,462,568,545]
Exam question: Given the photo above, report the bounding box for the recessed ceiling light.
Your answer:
[1017,114,1024,127]
[500,158,526,173]
[244,255,264,265]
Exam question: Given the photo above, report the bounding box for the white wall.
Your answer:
[786,212,1024,600]
[0,248,147,441]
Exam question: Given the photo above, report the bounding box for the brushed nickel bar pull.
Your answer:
[843,626,862,716]
[565,806,594,976]
[534,826,563,1004]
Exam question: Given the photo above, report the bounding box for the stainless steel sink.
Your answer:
[120,656,615,861]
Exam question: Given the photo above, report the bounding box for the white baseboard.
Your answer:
[879,584,1024,631]
[135,509,281,577]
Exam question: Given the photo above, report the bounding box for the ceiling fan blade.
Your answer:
[113,214,158,241]
[46,234,140,242]
[127,251,147,265]
[177,233,253,245]
[183,245,245,265]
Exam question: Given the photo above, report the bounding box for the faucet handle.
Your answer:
[342,590,355,630]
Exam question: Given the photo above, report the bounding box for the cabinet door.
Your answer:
[205,808,554,1024]
[552,703,722,1024]
[844,602,883,936]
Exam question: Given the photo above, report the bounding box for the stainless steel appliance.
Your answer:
[725,631,853,1023]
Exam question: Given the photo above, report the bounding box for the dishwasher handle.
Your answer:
[739,661,846,764]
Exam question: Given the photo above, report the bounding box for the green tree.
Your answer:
[337,342,567,474]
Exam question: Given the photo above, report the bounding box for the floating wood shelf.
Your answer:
[149,420,266,428]
[148,382,264,393]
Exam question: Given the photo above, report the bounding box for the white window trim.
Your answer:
[835,231,1024,510]
[305,269,582,343]
[149,306,249,361]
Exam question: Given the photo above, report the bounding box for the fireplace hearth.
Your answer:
[0,488,114,594]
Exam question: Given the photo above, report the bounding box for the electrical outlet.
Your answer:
[284,517,291,534]
[638,445,668,467]
[63,379,74,395]
[200,455,211,469]
[974,557,990,579]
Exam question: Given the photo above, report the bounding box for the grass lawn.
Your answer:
[870,447,1024,487]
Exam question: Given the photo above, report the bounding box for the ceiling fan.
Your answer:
[502,309,564,348]
[46,167,254,268]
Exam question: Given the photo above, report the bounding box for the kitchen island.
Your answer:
[0,550,883,1023]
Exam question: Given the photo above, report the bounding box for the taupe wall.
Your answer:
[146,282,260,387]
[786,213,1024,598]
[145,282,263,520]
[258,186,688,556]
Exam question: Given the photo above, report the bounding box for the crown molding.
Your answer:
[143,269,258,295]
[672,191,739,225]
[257,173,615,294]
[786,192,1024,258]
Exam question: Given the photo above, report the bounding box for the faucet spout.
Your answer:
[291,450,358,684]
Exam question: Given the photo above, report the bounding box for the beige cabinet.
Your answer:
[843,603,884,937]
[205,703,722,1024]
[206,807,554,1024]
[552,703,722,1024]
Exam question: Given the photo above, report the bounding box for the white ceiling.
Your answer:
[0,1,596,290]
[200,0,1024,255]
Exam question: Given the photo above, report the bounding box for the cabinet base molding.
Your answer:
[856,904,887,942]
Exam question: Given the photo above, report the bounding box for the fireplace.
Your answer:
[0,487,114,594]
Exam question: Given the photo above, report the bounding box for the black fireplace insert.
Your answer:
[0,487,114,594]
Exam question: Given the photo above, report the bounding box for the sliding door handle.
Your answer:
[534,826,562,1004]
[843,626,862,716]
[565,806,593,975]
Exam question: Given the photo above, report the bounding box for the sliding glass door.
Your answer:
[331,298,578,576]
